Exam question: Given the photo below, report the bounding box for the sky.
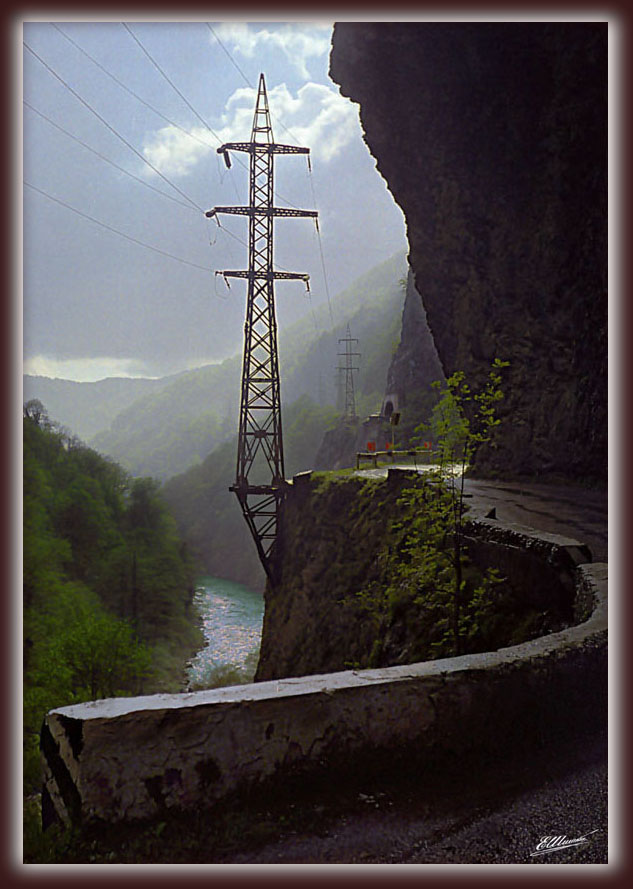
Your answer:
[20,19,408,381]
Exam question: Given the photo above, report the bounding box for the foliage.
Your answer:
[89,358,241,480]
[269,466,552,678]
[405,358,511,653]
[23,406,200,794]
[358,480,509,662]
[303,361,511,668]
[418,358,510,472]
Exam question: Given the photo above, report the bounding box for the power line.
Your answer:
[209,216,248,251]
[24,30,322,294]
[308,171,336,328]
[120,22,244,203]
[206,23,254,90]
[24,178,298,282]
[24,41,204,214]
[24,180,214,274]
[124,21,300,210]
[24,100,197,213]
[50,23,218,154]
[122,23,221,143]
[24,35,258,278]
[209,214,308,279]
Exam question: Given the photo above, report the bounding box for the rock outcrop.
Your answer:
[330,23,607,482]
[255,469,588,681]
[382,269,445,445]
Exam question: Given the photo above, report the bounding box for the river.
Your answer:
[186,576,265,690]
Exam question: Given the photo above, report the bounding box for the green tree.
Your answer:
[24,584,152,789]
[22,407,200,793]
[410,358,510,653]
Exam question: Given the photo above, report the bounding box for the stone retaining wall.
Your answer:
[41,523,607,828]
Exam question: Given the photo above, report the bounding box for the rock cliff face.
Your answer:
[330,23,607,481]
[382,269,445,445]
[255,469,589,682]
[255,473,407,680]
[386,271,444,405]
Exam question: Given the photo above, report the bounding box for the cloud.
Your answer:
[217,82,360,163]
[213,23,331,80]
[24,354,158,382]
[142,126,216,178]
[142,80,360,176]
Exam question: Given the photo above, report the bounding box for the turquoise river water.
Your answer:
[186,576,265,689]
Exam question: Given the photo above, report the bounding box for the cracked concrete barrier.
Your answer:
[41,535,607,828]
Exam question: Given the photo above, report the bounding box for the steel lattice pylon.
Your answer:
[206,74,317,584]
[337,323,360,421]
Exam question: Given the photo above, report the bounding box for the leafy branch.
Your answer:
[407,358,510,654]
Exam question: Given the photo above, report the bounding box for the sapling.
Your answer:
[413,358,510,653]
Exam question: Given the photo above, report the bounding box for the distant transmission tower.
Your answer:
[337,323,360,421]
[207,74,317,584]
[335,368,344,412]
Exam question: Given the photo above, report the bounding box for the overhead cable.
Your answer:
[51,23,218,152]
[24,100,197,213]
[120,22,245,202]
[122,23,221,142]
[25,180,214,273]
[24,41,204,214]
[206,23,304,147]
[308,170,335,328]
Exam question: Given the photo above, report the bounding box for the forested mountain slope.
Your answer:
[23,404,200,792]
[23,373,178,442]
[90,357,241,480]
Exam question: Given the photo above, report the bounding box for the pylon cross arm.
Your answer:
[218,142,310,155]
[215,270,310,283]
[206,206,317,219]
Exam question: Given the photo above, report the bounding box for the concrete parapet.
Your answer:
[41,540,607,828]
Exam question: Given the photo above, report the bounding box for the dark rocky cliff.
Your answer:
[255,469,579,682]
[382,268,445,445]
[330,23,607,482]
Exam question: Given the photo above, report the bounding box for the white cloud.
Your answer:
[214,23,332,80]
[142,126,216,179]
[217,82,360,163]
[24,355,157,382]
[141,80,360,177]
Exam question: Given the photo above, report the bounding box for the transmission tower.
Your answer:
[337,323,360,421]
[206,74,317,585]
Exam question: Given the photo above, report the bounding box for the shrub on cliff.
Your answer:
[409,358,510,653]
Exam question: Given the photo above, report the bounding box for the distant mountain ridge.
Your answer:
[24,251,409,480]
[90,357,242,480]
[22,373,183,442]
